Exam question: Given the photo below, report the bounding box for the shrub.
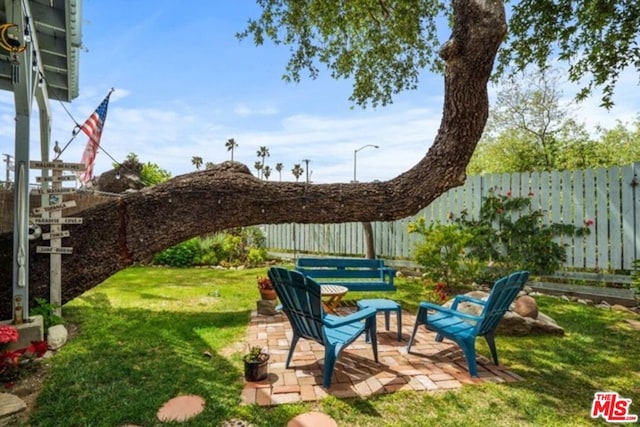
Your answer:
[152,227,268,267]
[408,219,477,287]
[152,239,198,267]
[246,247,268,267]
[455,189,590,275]
[30,297,64,330]
[409,189,591,285]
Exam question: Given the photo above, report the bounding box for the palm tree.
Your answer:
[191,156,203,170]
[205,162,215,169]
[254,161,263,178]
[263,165,272,181]
[225,138,238,161]
[256,146,270,178]
[291,164,304,182]
[275,162,284,181]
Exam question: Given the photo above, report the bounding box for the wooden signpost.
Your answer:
[30,160,84,315]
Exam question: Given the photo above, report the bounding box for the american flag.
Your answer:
[79,91,112,186]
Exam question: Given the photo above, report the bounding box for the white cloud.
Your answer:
[233,103,279,117]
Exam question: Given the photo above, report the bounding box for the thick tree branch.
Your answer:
[0,0,506,317]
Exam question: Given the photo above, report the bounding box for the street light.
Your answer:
[353,144,379,183]
[302,158,310,183]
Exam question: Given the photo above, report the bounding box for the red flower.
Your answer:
[257,276,273,290]
[0,325,18,345]
[506,191,512,197]
[27,341,48,358]
[584,219,595,226]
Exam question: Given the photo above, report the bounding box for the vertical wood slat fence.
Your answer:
[263,162,640,272]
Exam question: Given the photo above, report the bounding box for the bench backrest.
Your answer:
[295,257,396,291]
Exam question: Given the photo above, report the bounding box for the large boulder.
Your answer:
[514,295,539,319]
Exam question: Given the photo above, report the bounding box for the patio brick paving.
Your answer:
[240,307,523,406]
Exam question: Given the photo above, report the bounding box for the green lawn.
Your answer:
[28,265,640,426]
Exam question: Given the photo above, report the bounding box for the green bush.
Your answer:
[456,189,589,275]
[30,297,64,330]
[246,247,268,267]
[408,219,477,287]
[409,190,591,286]
[152,239,198,267]
[152,227,268,267]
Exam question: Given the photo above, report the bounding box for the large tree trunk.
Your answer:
[363,222,376,259]
[0,1,506,318]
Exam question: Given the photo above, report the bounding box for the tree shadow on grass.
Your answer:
[493,297,640,420]
[31,302,256,426]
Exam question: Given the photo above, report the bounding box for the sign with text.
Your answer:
[36,175,77,183]
[30,217,83,225]
[31,187,76,195]
[30,161,85,171]
[36,246,73,255]
[42,230,71,240]
[32,200,77,215]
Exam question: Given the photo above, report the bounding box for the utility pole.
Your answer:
[3,153,13,188]
[302,159,310,183]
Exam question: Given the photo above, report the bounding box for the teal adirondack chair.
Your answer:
[268,267,379,388]
[407,271,530,377]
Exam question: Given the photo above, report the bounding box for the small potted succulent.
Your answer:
[257,276,276,300]
[243,346,270,382]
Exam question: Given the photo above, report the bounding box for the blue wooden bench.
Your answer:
[295,257,396,292]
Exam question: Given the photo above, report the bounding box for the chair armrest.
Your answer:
[419,301,483,323]
[451,294,487,310]
[324,306,377,328]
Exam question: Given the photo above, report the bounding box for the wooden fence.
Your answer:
[263,162,640,272]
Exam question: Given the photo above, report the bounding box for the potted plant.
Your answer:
[257,276,276,300]
[243,346,270,382]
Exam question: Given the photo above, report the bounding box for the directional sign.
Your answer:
[31,187,76,195]
[36,175,77,183]
[32,200,77,215]
[30,161,85,171]
[30,217,83,225]
[36,246,73,254]
[42,230,71,240]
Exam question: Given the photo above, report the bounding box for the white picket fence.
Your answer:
[263,162,640,272]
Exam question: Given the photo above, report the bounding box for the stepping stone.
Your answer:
[288,411,337,427]
[157,394,205,423]
[0,393,26,418]
[626,319,640,330]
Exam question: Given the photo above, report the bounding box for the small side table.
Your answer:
[321,285,349,314]
[357,298,402,341]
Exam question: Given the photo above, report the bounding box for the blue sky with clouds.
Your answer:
[1,1,638,184]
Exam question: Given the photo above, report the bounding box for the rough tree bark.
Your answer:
[0,1,506,318]
[363,222,376,259]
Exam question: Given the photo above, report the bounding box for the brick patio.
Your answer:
[240,307,522,406]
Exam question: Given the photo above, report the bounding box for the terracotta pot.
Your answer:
[259,289,277,300]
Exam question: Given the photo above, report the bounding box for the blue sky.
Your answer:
[1,1,638,184]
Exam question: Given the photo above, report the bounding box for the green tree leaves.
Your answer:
[238,0,446,107]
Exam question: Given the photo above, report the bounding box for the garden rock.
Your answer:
[514,295,538,319]
[0,393,26,418]
[612,304,632,313]
[47,324,68,350]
